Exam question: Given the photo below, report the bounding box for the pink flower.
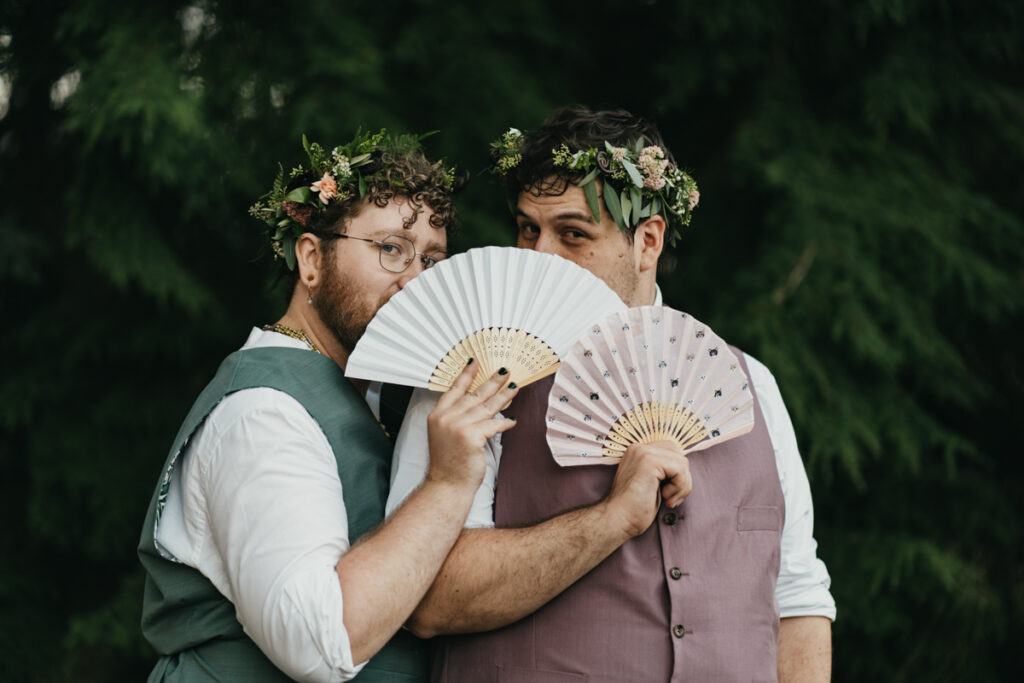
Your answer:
[311,172,338,204]
[644,174,667,191]
[639,151,668,190]
[687,188,700,209]
[639,145,663,163]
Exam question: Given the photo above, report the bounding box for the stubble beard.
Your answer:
[313,262,388,354]
[598,245,641,307]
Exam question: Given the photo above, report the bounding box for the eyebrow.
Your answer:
[376,228,446,254]
[514,208,597,224]
[423,238,447,253]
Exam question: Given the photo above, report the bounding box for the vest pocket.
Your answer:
[497,665,587,682]
[736,505,781,532]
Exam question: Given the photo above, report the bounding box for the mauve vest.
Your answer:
[435,350,784,683]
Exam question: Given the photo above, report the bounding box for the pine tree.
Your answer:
[0,0,1020,679]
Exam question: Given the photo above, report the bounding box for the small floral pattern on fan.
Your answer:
[545,305,756,467]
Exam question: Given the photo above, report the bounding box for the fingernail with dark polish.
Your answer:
[467,357,474,365]
[498,367,508,375]
[508,382,517,389]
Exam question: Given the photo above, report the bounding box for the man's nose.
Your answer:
[533,231,560,255]
[395,262,422,289]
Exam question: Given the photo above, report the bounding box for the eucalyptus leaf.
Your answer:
[620,191,632,226]
[283,236,296,271]
[603,183,624,228]
[622,159,643,187]
[583,180,601,222]
[639,203,652,218]
[358,175,367,197]
[605,141,616,153]
[650,197,661,217]
[284,187,311,203]
[633,138,644,154]
[580,167,600,186]
[631,188,642,225]
[349,153,371,165]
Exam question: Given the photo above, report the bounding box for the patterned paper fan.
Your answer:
[346,246,627,393]
[545,305,755,466]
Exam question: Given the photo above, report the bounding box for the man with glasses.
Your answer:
[138,131,519,682]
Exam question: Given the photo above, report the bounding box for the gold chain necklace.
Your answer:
[262,323,393,439]
[263,323,321,354]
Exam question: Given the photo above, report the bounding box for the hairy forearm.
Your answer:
[335,479,476,664]
[408,502,630,637]
[778,616,832,683]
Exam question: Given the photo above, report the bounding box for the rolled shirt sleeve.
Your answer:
[163,388,365,682]
[743,354,837,621]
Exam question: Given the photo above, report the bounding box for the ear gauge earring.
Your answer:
[306,274,314,305]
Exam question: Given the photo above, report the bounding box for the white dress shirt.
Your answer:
[387,288,836,621]
[154,328,379,682]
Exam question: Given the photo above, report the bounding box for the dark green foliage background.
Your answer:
[1,1,1021,680]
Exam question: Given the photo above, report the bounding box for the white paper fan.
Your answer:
[545,305,756,466]
[346,246,627,393]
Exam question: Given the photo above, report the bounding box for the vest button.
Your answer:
[673,624,686,638]
[662,511,678,526]
[669,567,683,580]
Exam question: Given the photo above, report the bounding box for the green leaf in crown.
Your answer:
[488,127,700,246]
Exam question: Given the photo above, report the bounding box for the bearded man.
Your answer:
[389,108,835,682]
[138,131,519,682]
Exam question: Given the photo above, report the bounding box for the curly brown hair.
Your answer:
[289,148,458,284]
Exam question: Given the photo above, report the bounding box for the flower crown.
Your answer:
[490,128,699,244]
[249,129,458,271]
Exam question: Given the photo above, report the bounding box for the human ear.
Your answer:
[295,233,323,288]
[635,215,665,273]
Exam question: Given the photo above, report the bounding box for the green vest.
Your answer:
[137,347,428,681]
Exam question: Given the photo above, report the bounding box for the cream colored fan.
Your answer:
[545,305,755,466]
[345,246,627,393]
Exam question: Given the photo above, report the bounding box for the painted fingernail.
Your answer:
[508,382,517,389]
[467,357,474,365]
[498,367,508,375]
[510,416,517,421]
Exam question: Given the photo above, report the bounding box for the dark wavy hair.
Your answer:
[502,105,677,238]
[287,148,459,284]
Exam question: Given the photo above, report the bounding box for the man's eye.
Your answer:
[565,229,587,239]
[421,254,444,269]
[519,224,539,238]
[379,243,400,254]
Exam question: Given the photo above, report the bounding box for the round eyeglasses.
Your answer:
[325,232,446,273]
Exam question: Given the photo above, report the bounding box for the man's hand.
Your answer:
[426,360,519,490]
[603,440,692,539]
[335,362,518,664]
